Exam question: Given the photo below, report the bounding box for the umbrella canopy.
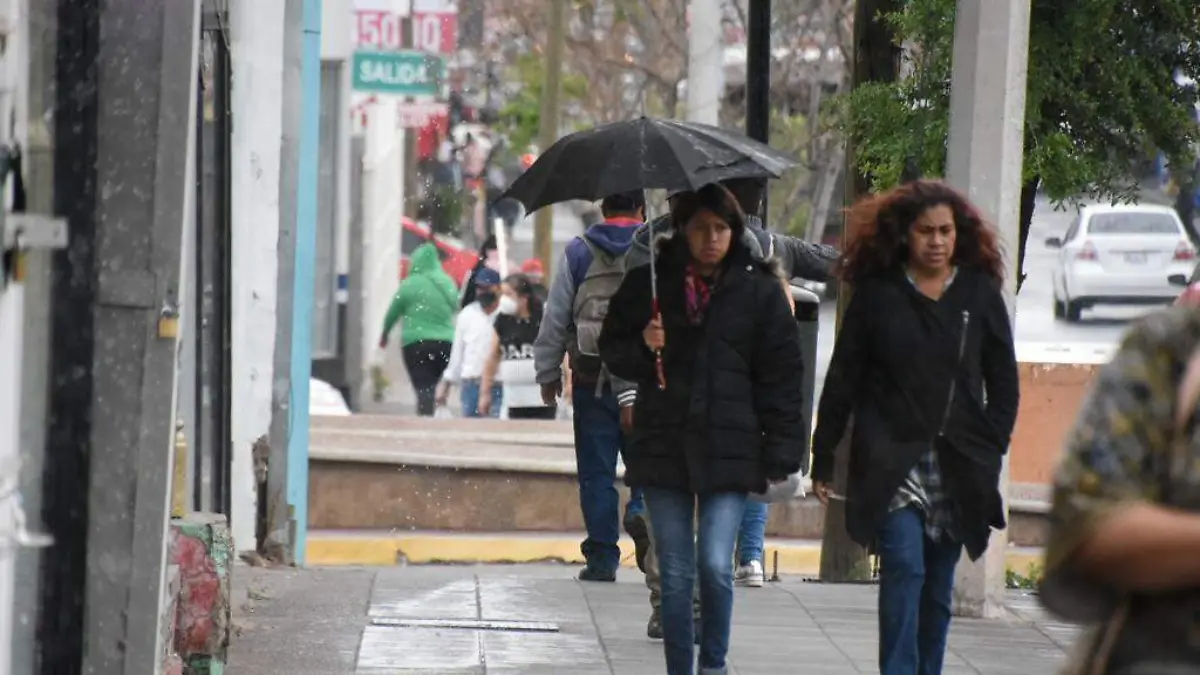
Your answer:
[501,116,798,214]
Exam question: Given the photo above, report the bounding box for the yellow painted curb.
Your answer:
[308,533,1043,577]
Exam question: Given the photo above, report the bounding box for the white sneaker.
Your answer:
[734,559,764,587]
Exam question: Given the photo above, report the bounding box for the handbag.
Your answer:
[1058,345,1200,675]
[749,473,806,504]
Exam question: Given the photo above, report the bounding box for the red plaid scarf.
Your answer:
[684,265,716,325]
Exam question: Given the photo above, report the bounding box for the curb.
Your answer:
[307,531,1044,576]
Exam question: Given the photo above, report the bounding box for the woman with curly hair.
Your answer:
[810,179,1020,675]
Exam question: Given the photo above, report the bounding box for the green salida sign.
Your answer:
[352,51,445,96]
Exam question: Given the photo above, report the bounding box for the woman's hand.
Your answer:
[642,317,665,350]
[813,480,833,506]
[479,388,492,416]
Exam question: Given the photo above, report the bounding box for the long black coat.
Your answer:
[598,237,807,495]
[810,267,1019,560]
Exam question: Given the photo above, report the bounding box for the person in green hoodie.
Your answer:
[379,242,460,416]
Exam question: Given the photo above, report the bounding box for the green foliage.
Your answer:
[724,107,816,236]
[424,183,463,236]
[766,112,815,237]
[1005,562,1044,590]
[834,0,1200,205]
[496,53,589,152]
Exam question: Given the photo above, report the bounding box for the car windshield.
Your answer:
[1088,212,1181,235]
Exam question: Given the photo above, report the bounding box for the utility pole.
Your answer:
[42,0,201,671]
[819,0,903,583]
[533,0,565,276]
[745,0,769,216]
[944,0,1030,619]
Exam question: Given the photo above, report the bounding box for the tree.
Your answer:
[489,0,690,126]
[720,0,853,240]
[835,0,1200,291]
[488,0,858,244]
[495,52,589,153]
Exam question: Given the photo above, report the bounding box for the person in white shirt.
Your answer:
[479,274,555,419]
[437,268,504,417]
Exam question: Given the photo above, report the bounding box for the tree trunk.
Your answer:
[1016,175,1040,294]
[806,144,844,243]
[663,82,679,120]
[819,0,903,584]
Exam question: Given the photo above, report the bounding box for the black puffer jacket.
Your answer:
[598,236,807,495]
[810,267,1019,560]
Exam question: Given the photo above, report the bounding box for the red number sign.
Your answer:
[411,12,457,55]
[355,10,405,50]
[355,9,456,54]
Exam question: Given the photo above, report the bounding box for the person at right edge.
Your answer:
[1037,303,1200,672]
[810,180,1019,675]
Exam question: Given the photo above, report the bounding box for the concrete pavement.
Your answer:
[229,563,1076,675]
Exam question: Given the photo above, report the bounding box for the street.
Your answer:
[229,563,1075,675]
[507,202,591,266]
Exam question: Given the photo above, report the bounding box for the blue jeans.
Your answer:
[460,379,502,418]
[572,384,644,571]
[736,501,769,565]
[877,506,962,675]
[644,487,746,675]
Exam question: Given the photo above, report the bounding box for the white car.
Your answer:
[1047,203,1195,322]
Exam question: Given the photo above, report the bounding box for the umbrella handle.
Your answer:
[654,350,666,391]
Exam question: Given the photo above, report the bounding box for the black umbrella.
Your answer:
[501,116,798,214]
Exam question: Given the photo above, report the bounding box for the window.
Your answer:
[1086,212,1182,235]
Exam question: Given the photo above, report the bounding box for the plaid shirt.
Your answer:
[890,268,959,543]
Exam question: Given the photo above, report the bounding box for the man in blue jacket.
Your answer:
[533,191,651,584]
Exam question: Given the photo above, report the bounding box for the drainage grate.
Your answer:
[370,618,561,633]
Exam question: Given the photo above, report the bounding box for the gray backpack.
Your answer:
[568,237,627,380]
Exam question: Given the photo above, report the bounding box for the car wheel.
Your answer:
[1064,299,1083,323]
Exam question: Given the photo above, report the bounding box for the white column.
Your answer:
[230,0,287,551]
[686,0,724,125]
[0,271,25,675]
[0,1,26,668]
[945,0,1031,619]
[359,102,404,404]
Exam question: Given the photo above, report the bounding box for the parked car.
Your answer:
[399,218,477,287]
[1047,203,1196,322]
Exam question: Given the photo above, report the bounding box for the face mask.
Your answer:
[498,295,519,315]
[477,291,497,307]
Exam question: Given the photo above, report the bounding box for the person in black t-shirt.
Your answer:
[480,274,556,419]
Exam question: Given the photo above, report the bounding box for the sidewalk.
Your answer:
[228,563,1076,675]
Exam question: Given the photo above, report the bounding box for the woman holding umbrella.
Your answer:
[599,183,806,675]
